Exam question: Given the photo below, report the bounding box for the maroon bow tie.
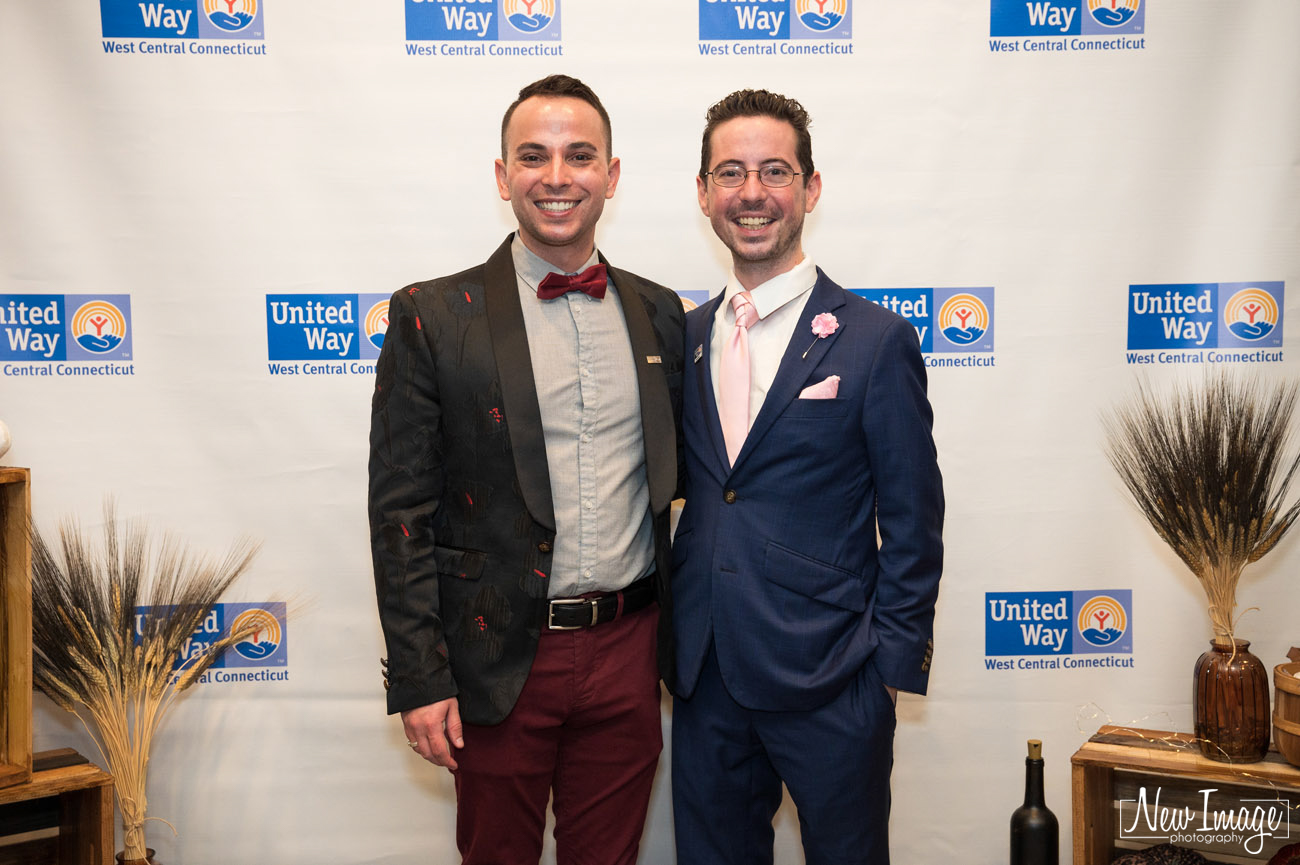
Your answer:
[536,264,608,300]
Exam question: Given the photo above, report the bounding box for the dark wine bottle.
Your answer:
[1010,739,1058,865]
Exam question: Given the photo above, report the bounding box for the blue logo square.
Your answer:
[933,287,994,353]
[1080,0,1143,35]
[66,295,133,362]
[1216,281,1284,349]
[407,0,501,41]
[358,293,391,361]
[267,294,361,360]
[700,0,790,40]
[0,295,68,361]
[853,289,933,353]
[990,0,1080,36]
[1127,283,1218,350]
[789,0,851,40]
[102,0,199,39]
[1072,590,1132,654]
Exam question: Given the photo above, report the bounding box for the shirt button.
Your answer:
[581,368,590,377]
[584,501,594,510]
[538,541,552,553]
[724,490,737,504]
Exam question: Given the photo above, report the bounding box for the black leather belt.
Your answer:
[545,575,656,630]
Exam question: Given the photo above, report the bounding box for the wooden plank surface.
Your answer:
[0,751,113,865]
[0,469,32,791]
[0,764,112,809]
[1073,725,1300,787]
[1072,726,1300,865]
[59,778,112,865]
[1072,763,1116,865]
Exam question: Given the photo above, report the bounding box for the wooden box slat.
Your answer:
[1072,725,1300,865]
[0,468,32,791]
[0,750,113,865]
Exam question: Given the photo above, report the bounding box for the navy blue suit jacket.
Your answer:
[671,270,943,711]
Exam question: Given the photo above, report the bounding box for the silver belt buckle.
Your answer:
[548,598,595,630]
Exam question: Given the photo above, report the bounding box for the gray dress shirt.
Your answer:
[511,234,655,597]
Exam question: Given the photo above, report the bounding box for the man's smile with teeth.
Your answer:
[537,201,578,213]
[737,216,774,227]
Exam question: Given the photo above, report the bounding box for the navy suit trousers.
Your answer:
[672,645,896,865]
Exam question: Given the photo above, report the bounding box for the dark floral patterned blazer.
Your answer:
[369,235,685,724]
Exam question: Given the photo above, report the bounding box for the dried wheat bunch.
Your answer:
[30,502,260,861]
[1104,372,1300,642]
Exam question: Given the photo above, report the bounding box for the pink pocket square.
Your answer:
[799,375,840,399]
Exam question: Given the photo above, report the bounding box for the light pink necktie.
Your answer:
[718,291,757,466]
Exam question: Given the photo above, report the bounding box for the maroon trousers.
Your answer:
[453,603,663,865]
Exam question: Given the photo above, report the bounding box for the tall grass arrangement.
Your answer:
[1103,373,1300,644]
[30,503,260,862]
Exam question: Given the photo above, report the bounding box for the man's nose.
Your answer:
[739,170,767,202]
[544,157,570,187]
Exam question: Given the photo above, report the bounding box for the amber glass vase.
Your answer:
[1193,638,1270,762]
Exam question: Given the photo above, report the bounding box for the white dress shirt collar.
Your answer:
[721,256,818,323]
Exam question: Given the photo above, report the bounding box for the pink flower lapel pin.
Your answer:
[803,312,840,358]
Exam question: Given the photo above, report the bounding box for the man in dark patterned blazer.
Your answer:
[368,75,684,865]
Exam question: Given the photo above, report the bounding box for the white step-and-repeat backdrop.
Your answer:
[3,1,1298,862]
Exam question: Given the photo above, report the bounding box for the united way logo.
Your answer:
[985,590,1133,657]
[406,0,562,42]
[796,0,846,31]
[216,602,287,670]
[699,0,852,41]
[229,606,283,662]
[1076,594,1127,648]
[1127,281,1284,351]
[937,293,990,348]
[0,294,134,362]
[141,601,287,676]
[266,292,389,367]
[1222,286,1278,342]
[100,0,266,40]
[991,0,1144,36]
[1087,0,1139,27]
[203,0,258,32]
[71,300,128,354]
[364,299,390,351]
[677,290,712,313]
[503,0,554,33]
[853,287,995,356]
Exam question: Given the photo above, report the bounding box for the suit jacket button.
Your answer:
[538,541,552,553]
[723,489,737,504]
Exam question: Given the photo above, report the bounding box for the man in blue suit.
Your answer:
[670,89,945,865]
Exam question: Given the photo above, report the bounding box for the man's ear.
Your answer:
[803,170,822,214]
[605,156,621,199]
[495,158,510,201]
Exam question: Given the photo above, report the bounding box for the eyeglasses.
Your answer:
[705,165,802,188]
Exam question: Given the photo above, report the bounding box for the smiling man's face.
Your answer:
[698,114,821,290]
[495,96,620,273]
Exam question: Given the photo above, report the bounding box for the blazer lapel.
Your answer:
[689,292,732,476]
[484,235,555,531]
[733,271,847,469]
[607,263,675,516]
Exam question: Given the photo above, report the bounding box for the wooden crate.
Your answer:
[0,468,32,790]
[0,749,114,865]
[1072,725,1300,865]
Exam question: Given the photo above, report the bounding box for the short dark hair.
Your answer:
[699,89,814,182]
[500,74,613,159]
